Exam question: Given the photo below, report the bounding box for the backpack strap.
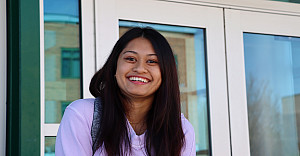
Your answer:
[91,97,103,155]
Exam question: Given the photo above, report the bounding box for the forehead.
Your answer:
[122,37,156,55]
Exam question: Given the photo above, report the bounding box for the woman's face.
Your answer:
[115,37,162,100]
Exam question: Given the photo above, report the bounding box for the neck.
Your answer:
[126,97,152,123]
[125,97,153,135]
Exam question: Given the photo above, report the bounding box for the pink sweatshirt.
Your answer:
[55,98,196,156]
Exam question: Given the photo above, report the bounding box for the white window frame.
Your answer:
[40,0,96,154]
[160,0,300,16]
[95,0,232,155]
[225,9,300,156]
[0,0,7,155]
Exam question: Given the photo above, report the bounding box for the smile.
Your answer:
[128,76,150,83]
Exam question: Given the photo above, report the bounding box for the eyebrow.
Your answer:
[123,50,137,54]
[123,50,157,56]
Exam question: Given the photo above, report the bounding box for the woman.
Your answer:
[55,27,195,156]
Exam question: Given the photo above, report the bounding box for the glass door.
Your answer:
[225,9,300,156]
[97,0,232,155]
[41,0,96,155]
[43,0,82,155]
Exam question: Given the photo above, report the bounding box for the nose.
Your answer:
[133,61,147,73]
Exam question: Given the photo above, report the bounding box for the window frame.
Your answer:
[224,8,300,156]
[160,0,300,16]
[40,0,96,155]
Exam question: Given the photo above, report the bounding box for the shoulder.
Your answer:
[66,98,95,117]
[63,98,95,128]
[55,98,96,155]
[67,98,95,112]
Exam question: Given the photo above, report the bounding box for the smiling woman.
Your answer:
[55,27,196,156]
[115,37,162,135]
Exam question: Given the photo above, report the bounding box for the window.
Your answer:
[244,33,300,155]
[61,48,80,78]
[45,137,56,156]
[43,0,82,154]
[120,21,210,155]
[44,0,81,124]
[272,0,300,4]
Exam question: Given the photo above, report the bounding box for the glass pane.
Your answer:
[72,59,80,78]
[45,137,56,155]
[62,59,71,77]
[271,0,300,4]
[44,0,81,123]
[61,49,80,78]
[119,21,210,156]
[244,33,300,156]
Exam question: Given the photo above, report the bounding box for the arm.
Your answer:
[55,100,93,156]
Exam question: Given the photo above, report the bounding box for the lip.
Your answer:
[127,75,151,84]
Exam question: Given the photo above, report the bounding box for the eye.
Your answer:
[124,57,136,62]
[147,59,158,64]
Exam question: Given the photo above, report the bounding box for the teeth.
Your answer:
[129,77,148,83]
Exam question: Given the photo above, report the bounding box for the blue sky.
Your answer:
[244,33,300,98]
[44,0,79,17]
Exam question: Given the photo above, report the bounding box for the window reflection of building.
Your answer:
[282,94,300,153]
[44,137,56,155]
[44,21,81,123]
[245,33,300,156]
[294,94,300,150]
[61,48,80,78]
[44,14,81,155]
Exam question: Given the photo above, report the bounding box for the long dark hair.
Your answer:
[89,27,184,156]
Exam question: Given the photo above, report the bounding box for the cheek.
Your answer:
[157,78,162,88]
[115,64,131,87]
[155,70,162,86]
[115,60,126,76]
[116,65,127,78]
[115,67,124,86]
[154,76,162,92]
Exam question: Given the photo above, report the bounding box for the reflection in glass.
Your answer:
[45,137,56,156]
[44,0,81,123]
[244,33,300,156]
[272,0,300,4]
[120,21,210,156]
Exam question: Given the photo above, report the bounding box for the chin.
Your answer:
[129,92,152,98]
